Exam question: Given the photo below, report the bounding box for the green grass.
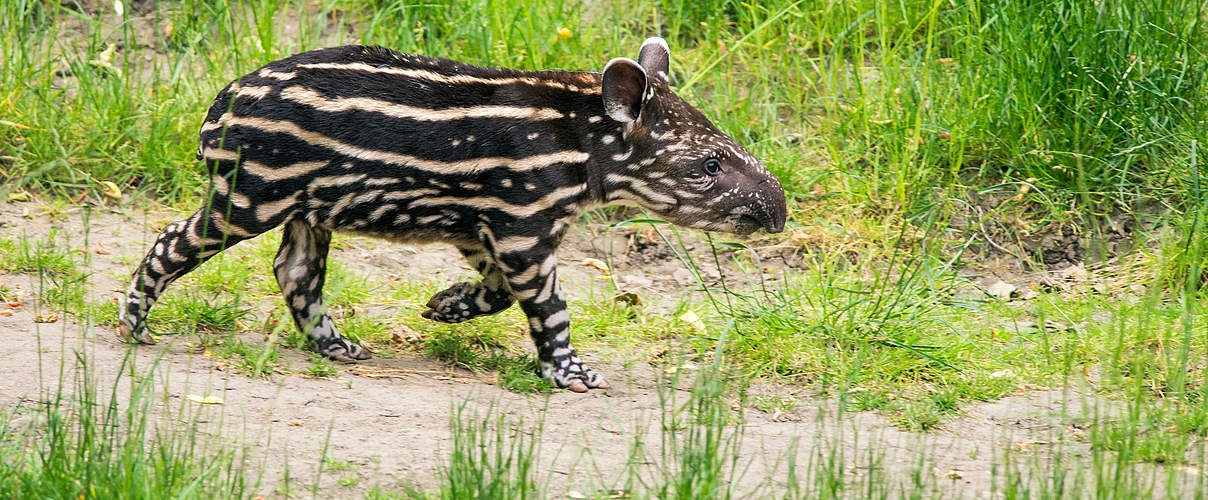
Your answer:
[0,230,90,312]
[436,404,543,500]
[304,352,339,377]
[213,334,285,376]
[0,230,252,498]
[421,325,550,394]
[2,0,1203,213]
[0,354,251,498]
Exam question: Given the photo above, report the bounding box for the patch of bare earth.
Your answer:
[0,201,1186,497]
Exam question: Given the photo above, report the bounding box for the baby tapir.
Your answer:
[120,38,787,392]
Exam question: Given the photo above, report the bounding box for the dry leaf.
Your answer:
[647,346,667,362]
[100,180,123,200]
[93,241,110,255]
[581,258,610,274]
[788,231,811,245]
[638,226,656,241]
[1012,440,1049,452]
[613,291,642,308]
[89,44,118,73]
[389,325,422,346]
[1059,264,1089,282]
[288,420,304,427]
[34,313,58,323]
[678,311,707,334]
[0,310,12,317]
[663,362,697,375]
[186,394,224,405]
[985,280,1016,300]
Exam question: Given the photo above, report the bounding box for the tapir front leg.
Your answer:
[494,246,609,392]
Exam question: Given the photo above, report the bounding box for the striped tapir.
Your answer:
[120,38,787,392]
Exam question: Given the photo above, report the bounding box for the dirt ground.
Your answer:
[0,201,1169,497]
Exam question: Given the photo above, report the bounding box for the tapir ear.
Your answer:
[601,57,647,123]
[638,37,670,81]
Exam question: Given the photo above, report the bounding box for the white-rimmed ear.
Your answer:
[638,37,670,81]
[601,57,648,123]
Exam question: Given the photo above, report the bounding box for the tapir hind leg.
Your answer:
[273,219,371,362]
[120,205,263,343]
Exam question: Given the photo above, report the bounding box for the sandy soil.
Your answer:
[0,308,1114,498]
[0,201,1182,497]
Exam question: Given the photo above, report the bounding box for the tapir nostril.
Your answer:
[753,176,787,234]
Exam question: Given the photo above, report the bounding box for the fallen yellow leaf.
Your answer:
[678,311,707,334]
[186,394,224,405]
[100,180,123,200]
[581,258,610,274]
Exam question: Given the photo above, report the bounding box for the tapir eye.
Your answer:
[703,158,722,176]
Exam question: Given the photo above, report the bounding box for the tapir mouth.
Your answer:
[734,207,783,235]
[732,214,763,235]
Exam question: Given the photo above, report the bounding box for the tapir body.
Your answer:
[120,38,787,391]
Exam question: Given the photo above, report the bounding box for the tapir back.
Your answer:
[197,45,605,242]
